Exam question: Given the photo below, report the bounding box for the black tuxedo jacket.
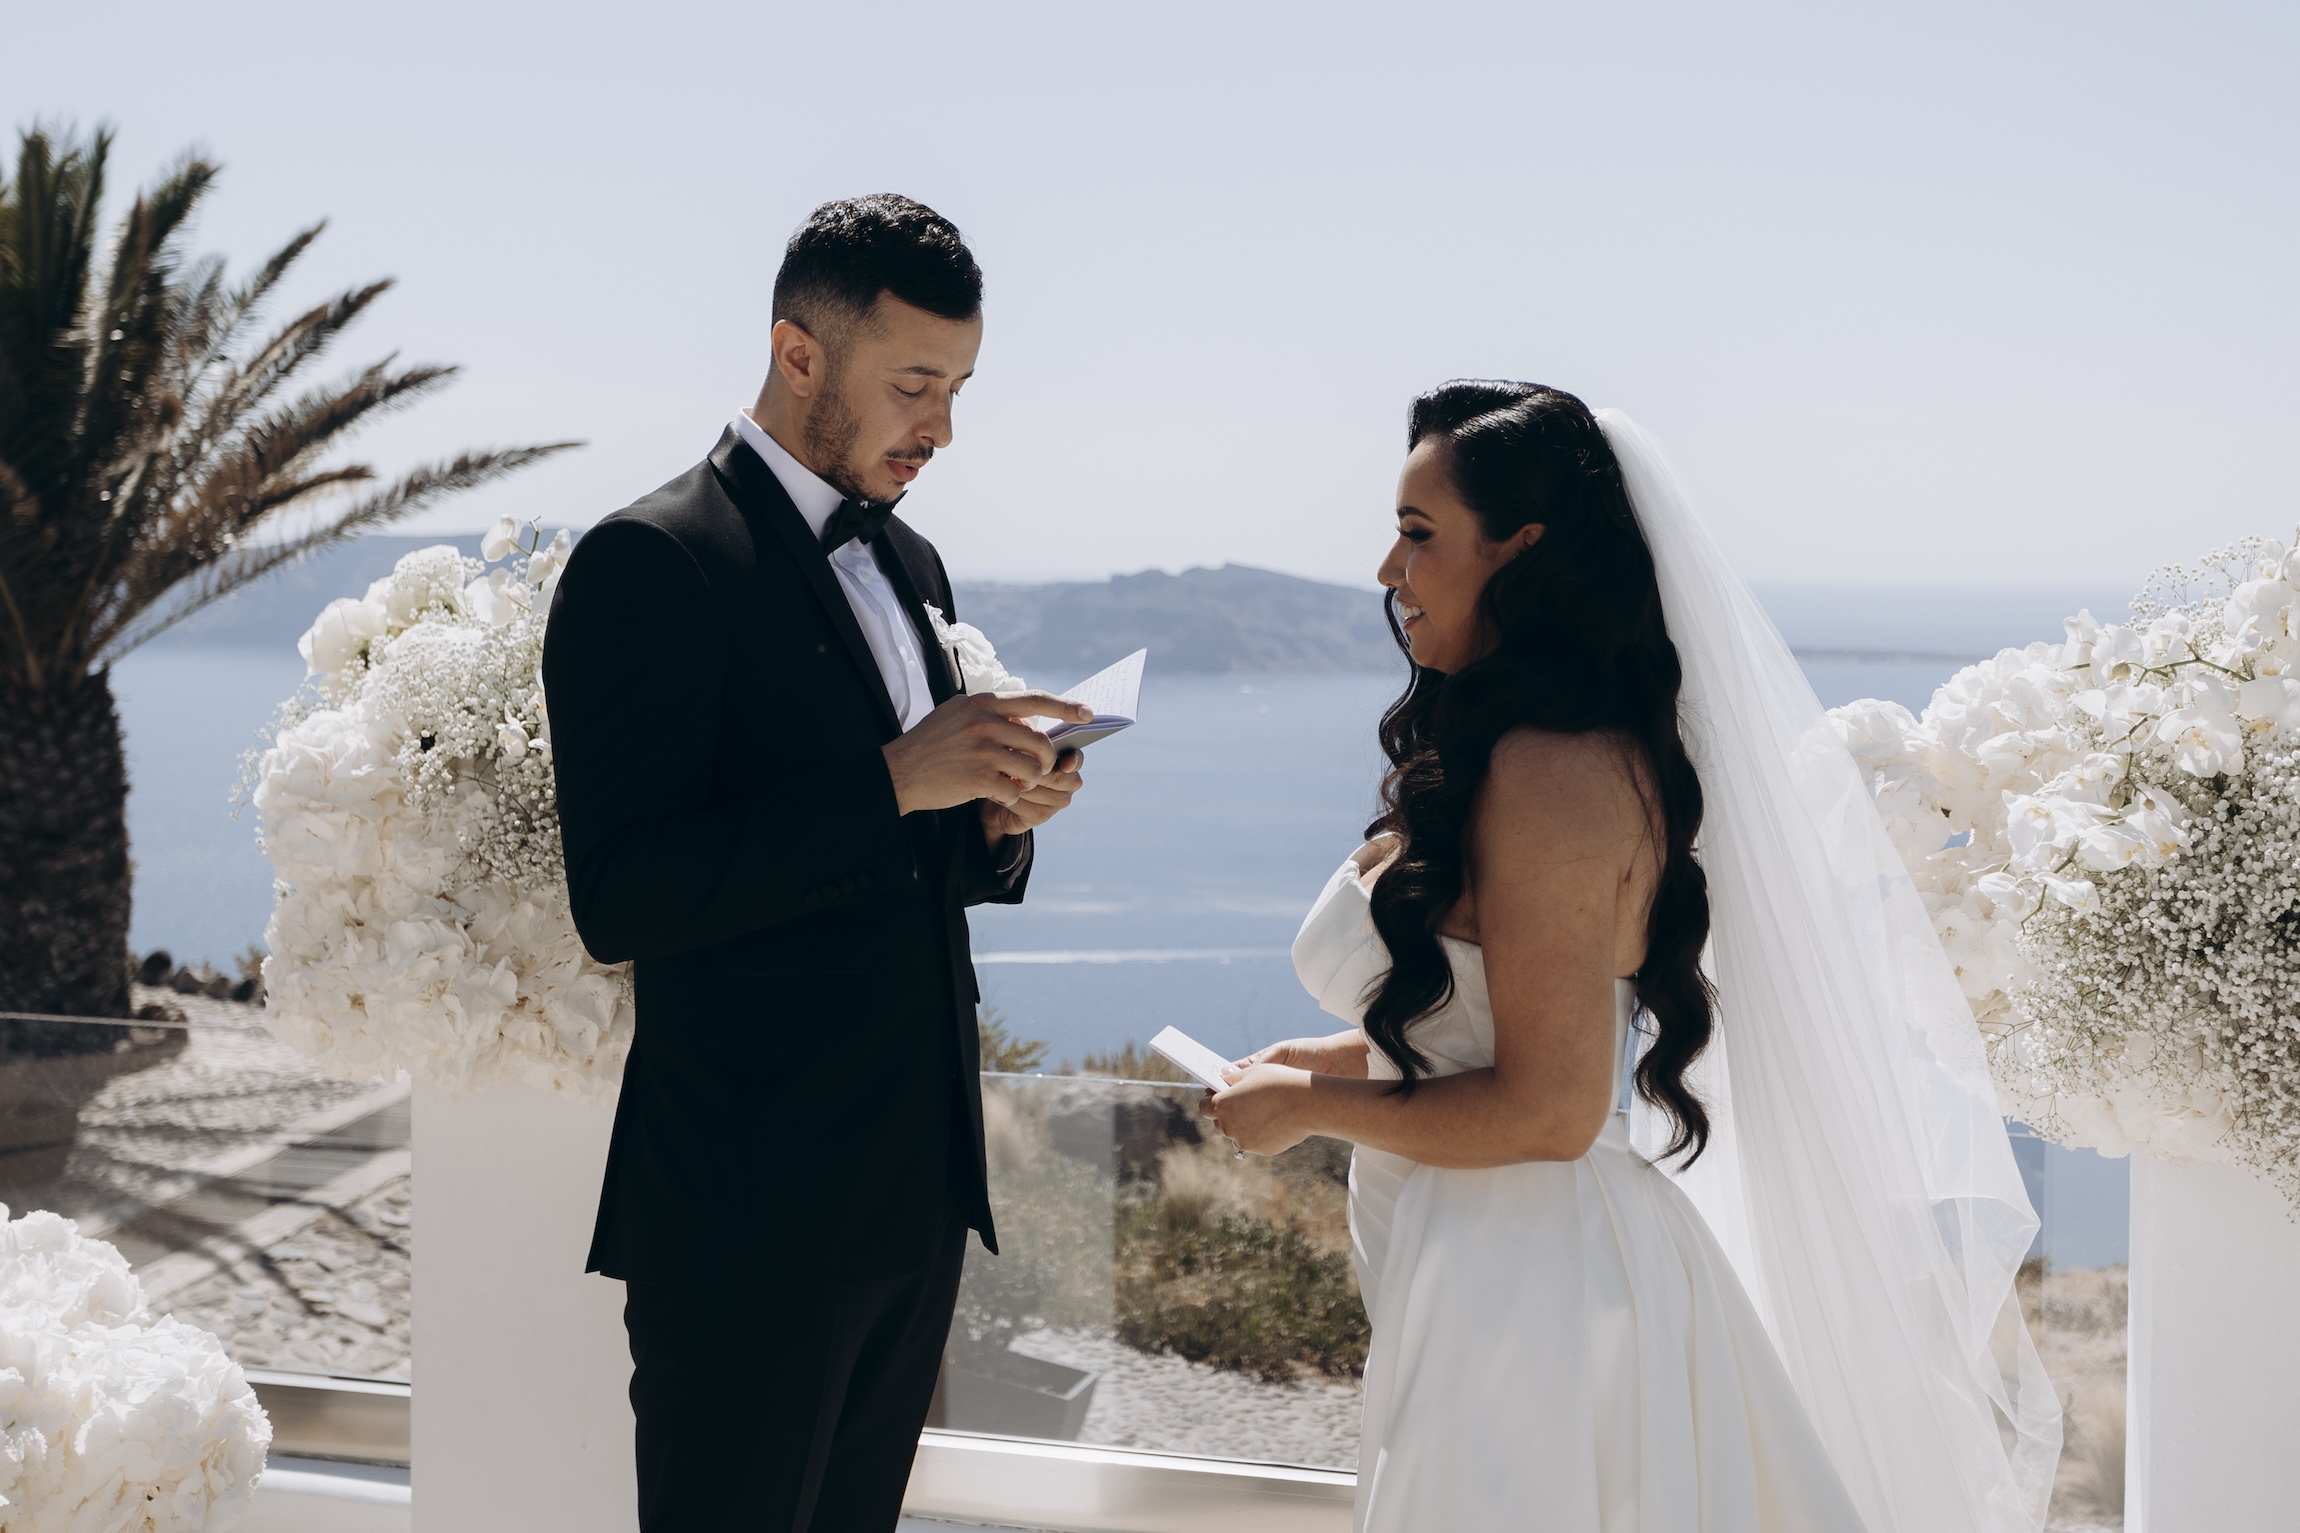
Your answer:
[542,427,1023,1280]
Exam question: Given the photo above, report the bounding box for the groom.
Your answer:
[543,195,1089,1531]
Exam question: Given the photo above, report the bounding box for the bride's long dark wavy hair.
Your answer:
[1364,381,1715,1162]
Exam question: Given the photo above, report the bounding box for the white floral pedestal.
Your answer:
[411,1081,636,1532]
[2127,1153,2300,1530]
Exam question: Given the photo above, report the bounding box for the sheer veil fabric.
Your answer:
[1597,410,2060,1532]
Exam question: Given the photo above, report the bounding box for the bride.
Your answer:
[1207,383,2061,1532]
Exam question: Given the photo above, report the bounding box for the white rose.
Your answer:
[368,545,474,624]
[922,604,1029,695]
[297,596,388,676]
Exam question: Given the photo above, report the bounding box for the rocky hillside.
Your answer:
[953,566,1397,677]
[156,536,1402,676]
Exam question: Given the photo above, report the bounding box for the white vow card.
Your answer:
[1150,1025,1236,1091]
[1042,648,1147,751]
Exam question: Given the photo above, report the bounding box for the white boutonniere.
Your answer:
[924,604,1030,696]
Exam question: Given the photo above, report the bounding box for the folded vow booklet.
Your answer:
[1042,648,1147,752]
[1150,1025,1236,1091]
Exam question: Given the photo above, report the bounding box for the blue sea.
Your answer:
[114,647,2124,1268]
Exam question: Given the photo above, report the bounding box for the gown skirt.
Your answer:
[1291,850,1865,1533]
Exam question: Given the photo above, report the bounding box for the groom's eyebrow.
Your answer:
[891,363,973,380]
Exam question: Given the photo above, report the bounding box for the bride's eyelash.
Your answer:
[1399,526,1431,543]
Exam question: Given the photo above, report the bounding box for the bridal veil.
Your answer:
[1597,410,2061,1533]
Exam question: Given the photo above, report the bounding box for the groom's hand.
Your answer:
[882,691,1092,817]
[981,748,1085,840]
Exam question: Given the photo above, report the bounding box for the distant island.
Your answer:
[152,534,1403,675]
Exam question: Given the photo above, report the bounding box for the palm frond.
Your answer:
[96,441,582,661]
[0,123,579,694]
[173,223,323,401]
[128,279,396,533]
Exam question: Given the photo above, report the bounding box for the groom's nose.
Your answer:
[920,395,956,449]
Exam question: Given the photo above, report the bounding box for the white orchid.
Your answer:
[463,566,536,628]
[2236,674,2300,734]
[481,514,524,562]
[528,527,574,603]
[2089,622,2147,681]
[2157,675,2245,777]
[2038,872,2100,914]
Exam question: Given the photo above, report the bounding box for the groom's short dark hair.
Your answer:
[773,195,982,345]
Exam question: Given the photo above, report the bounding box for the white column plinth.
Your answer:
[2127,1152,2300,1532]
[411,1081,635,1532]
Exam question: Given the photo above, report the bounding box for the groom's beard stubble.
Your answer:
[802,370,933,506]
[802,381,870,504]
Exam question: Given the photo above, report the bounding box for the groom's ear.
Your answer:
[768,318,831,400]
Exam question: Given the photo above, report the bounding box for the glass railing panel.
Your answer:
[933,1072,1365,1469]
[0,1014,409,1383]
[2009,1123,2130,1531]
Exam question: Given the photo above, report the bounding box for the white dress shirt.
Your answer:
[736,410,937,731]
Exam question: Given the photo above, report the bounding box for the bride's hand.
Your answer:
[1237,1030,1368,1078]
[1203,1062,1317,1156]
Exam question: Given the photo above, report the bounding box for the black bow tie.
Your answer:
[820,499,894,553]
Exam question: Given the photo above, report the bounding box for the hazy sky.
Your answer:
[9,1,2296,589]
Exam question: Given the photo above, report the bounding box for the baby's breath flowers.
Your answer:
[253,520,632,1099]
[1833,533,2300,1206]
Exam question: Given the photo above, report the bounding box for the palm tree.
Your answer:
[0,124,577,1026]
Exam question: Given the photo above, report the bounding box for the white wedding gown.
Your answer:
[1293,847,1867,1533]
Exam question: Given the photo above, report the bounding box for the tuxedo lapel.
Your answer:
[873,526,961,706]
[707,429,903,736]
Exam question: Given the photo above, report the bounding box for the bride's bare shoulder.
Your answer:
[1479,726,1654,843]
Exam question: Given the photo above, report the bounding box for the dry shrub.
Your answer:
[1116,1203,1368,1382]
[2060,1382,2126,1519]
[981,1086,1033,1175]
[2029,1264,2130,1526]
[1117,1137,1367,1381]
[1063,1038,1196,1084]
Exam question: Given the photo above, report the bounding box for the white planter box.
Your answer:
[410,1081,635,1533]
[2127,1152,2300,1530]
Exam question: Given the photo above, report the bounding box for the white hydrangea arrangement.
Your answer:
[252,517,634,1101]
[0,1204,270,1531]
[1832,534,2300,1202]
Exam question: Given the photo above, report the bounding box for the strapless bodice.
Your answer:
[1290,844,1638,1136]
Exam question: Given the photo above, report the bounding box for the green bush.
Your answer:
[1115,1200,1369,1382]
